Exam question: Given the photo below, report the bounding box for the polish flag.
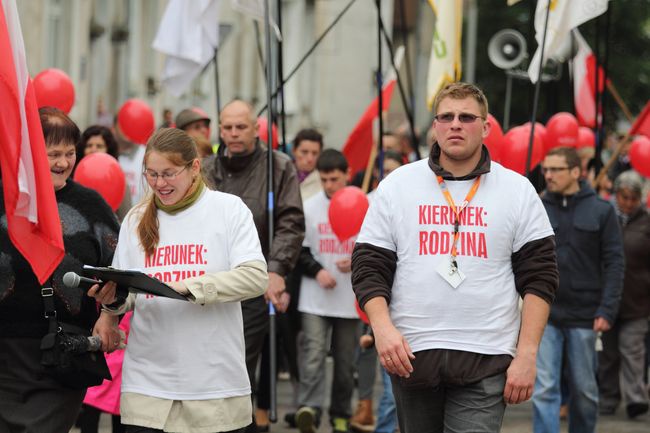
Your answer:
[342,79,396,177]
[572,30,606,128]
[0,0,64,284]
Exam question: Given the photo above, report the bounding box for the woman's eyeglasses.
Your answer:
[434,112,485,123]
[143,165,189,182]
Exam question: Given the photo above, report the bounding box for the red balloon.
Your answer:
[523,122,547,156]
[577,127,595,149]
[74,153,126,211]
[328,186,369,242]
[355,300,369,325]
[484,114,504,162]
[33,68,75,113]
[118,99,155,144]
[545,112,579,151]
[258,116,279,150]
[629,135,650,178]
[500,125,544,175]
[534,122,547,148]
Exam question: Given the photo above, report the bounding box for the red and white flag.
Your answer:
[0,0,64,284]
[342,79,397,177]
[572,30,606,128]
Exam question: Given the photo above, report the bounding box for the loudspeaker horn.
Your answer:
[488,29,527,70]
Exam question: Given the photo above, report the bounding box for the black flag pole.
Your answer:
[263,0,278,423]
[526,0,552,176]
[378,15,420,160]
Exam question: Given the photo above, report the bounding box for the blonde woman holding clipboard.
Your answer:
[89,128,268,433]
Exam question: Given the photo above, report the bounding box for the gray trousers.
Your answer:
[298,313,359,418]
[598,318,650,409]
[391,373,506,433]
[0,338,85,433]
[356,341,378,400]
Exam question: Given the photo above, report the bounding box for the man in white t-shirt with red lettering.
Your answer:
[294,149,360,433]
[352,82,559,433]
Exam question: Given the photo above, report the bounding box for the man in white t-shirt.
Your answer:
[114,121,147,205]
[351,82,559,433]
[294,149,360,433]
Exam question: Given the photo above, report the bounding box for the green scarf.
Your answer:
[154,179,205,215]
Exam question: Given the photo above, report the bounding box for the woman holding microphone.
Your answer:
[90,128,268,433]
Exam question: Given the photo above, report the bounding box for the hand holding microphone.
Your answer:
[63,271,118,304]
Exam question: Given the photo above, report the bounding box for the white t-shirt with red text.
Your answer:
[118,145,147,205]
[114,189,265,400]
[298,191,358,319]
[357,159,553,356]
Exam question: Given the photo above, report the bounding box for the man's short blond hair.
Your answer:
[431,82,489,118]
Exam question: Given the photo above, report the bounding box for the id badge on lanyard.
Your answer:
[434,175,481,289]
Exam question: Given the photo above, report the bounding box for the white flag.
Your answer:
[528,0,609,83]
[426,0,463,110]
[152,0,221,97]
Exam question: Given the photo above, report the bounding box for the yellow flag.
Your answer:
[426,0,463,110]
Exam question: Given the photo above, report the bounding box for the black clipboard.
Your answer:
[82,265,188,301]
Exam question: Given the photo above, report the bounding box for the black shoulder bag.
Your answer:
[39,283,111,389]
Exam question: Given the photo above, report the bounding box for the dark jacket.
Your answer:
[618,206,650,320]
[202,142,305,277]
[541,181,624,328]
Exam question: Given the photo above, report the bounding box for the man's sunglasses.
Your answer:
[434,112,485,123]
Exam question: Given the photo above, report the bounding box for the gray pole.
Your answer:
[504,73,513,130]
[464,0,478,84]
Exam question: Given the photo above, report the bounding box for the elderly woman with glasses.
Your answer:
[88,128,268,433]
[598,170,650,419]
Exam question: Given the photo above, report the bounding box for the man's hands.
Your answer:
[593,316,611,332]
[503,352,536,404]
[364,297,415,378]
[316,269,337,289]
[335,258,351,273]
[374,321,415,378]
[92,312,123,353]
[265,272,289,313]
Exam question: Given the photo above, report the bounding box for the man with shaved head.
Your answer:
[203,99,305,432]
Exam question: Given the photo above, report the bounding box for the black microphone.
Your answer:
[63,272,102,290]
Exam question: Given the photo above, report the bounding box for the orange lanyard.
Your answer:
[436,176,481,269]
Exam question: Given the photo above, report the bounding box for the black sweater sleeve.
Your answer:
[298,246,323,278]
[351,242,398,309]
[511,235,559,304]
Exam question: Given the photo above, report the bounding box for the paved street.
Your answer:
[74,358,649,433]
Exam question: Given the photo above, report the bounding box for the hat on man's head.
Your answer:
[175,108,211,130]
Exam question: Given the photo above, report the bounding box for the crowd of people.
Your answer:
[0,82,648,433]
